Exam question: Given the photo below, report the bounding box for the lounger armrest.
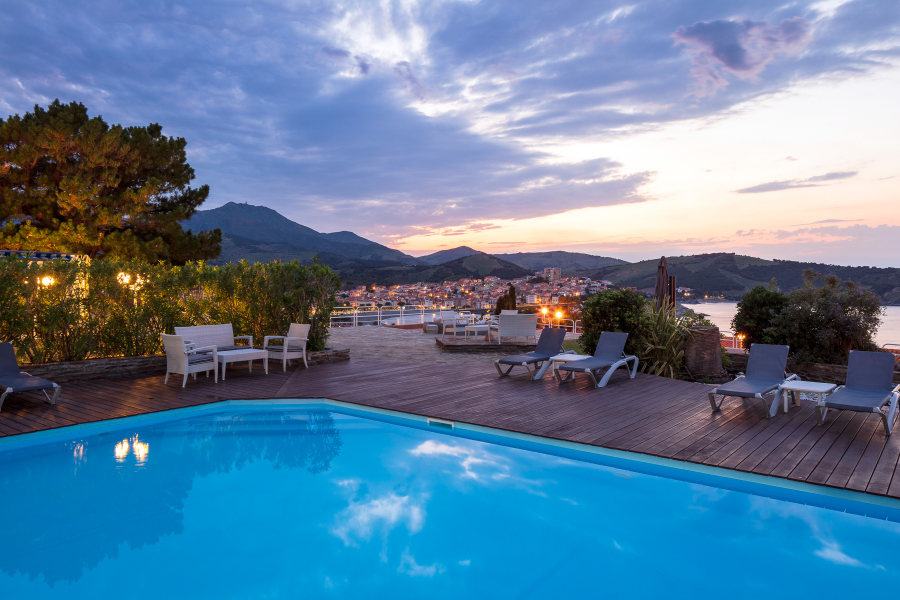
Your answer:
[893,384,900,394]
[561,349,577,355]
[784,373,800,382]
[235,335,253,346]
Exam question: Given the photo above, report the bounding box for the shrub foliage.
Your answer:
[0,257,341,363]
[731,270,883,365]
[580,290,693,379]
[579,289,648,357]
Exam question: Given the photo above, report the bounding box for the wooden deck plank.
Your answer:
[1,358,899,503]
[866,433,900,496]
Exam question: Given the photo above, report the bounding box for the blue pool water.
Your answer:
[1,404,899,598]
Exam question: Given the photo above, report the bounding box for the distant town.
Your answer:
[340,266,697,309]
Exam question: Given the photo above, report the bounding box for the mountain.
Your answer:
[335,252,532,287]
[591,253,900,302]
[186,202,423,264]
[215,235,529,287]
[417,246,481,265]
[495,251,626,272]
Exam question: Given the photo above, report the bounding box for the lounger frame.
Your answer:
[0,376,61,411]
[816,384,900,435]
[708,373,799,418]
[554,355,639,388]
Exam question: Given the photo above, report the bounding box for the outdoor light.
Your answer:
[541,307,548,315]
[555,311,563,319]
[40,276,54,286]
[117,272,131,284]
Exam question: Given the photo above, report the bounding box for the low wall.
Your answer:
[725,351,900,385]
[24,347,351,383]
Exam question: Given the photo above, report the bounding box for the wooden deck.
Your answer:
[2,359,900,501]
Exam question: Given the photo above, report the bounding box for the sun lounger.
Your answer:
[555,331,638,388]
[495,327,569,380]
[816,351,900,435]
[0,342,61,411]
[708,343,796,417]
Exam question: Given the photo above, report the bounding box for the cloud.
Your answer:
[0,0,896,239]
[814,542,863,567]
[792,218,861,226]
[736,171,857,193]
[398,548,445,577]
[410,440,503,480]
[570,224,900,267]
[331,492,426,546]
[674,17,812,95]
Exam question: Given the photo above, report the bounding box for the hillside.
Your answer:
[216,237,530,287]
[496,251,626,272]
[335,253,532,287]
[591,253,900,302]
[186,202,423,264]
[417,246,481,265]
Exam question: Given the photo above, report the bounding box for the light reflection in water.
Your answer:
[114,439,129,461]
[133,437,149,463]
[73,443,84,463]
[113,436,149,462]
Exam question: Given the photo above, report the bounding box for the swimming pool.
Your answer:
[1,401,899,598]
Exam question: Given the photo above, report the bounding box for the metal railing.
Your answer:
[537,317,582,334]
[883,343,900,357]
[330,306,481,328]
[719,330,741,349]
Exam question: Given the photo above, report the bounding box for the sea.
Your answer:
[681,302,900,348]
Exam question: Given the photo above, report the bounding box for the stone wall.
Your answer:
[24,347,350,383]
[685,326,726,378]
[724,351,900,385]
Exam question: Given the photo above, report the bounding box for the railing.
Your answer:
[883,343,900,358]
[537,317,582,334]
[329,306,479,328]
[719,330,741,349]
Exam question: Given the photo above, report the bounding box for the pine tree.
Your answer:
[0,100,220,263]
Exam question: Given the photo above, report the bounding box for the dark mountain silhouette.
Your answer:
[186,202,423,264]
[592,253,900,302]
[417,246,481,265]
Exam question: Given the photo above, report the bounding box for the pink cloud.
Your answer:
[673,17,812,96]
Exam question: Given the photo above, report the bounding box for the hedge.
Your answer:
[0,257,341,364]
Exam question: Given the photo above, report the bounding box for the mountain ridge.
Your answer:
[187,202,424,264]
[591,253,900,302]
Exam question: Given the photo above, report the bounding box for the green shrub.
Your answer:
[579,289,648,356]
[731,282,787,348]
[0,257,341,363]
[769,270,882,365]
[731,271,883,365]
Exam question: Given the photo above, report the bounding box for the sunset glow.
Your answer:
[2,0,897,264]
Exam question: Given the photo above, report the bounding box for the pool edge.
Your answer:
[2,397,899,519]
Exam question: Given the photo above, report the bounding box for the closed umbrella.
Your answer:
[655,256,669,309]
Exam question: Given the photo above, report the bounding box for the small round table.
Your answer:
[776,380,836,415]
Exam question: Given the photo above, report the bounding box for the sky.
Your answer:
[2,0,899,265]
